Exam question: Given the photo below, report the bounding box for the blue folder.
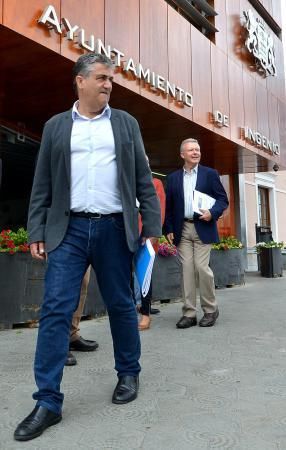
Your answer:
[134,239,155,297]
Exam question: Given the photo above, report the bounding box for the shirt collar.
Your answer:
[183,165,198,175]
[72,101,111,121]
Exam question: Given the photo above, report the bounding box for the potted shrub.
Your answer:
[255,241,284,278]
[152,236,182,301]
[210,236,245,288]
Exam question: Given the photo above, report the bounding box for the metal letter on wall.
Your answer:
[242,9,277,77]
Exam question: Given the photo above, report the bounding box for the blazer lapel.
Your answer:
[178,169,184,203]
[110,109,122,181]
[62,110,73,186]
[195,164,202,191]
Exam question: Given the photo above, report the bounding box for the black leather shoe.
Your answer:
[65,351,77,366]
[199,309,219,327]
[150,308,160,315]
[112,376,139,404]
[176,316,197,329]
[14,406,62,441]
[69,336,99,352]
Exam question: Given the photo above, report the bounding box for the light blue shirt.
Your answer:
[183,165,198,219]
[70,101,123,214]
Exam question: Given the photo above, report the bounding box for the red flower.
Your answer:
[6,240,15,249]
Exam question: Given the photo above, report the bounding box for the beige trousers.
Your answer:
[70,266,91,342]
[178,222,217,318]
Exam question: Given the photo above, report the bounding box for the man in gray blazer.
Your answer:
[14,53,161,442]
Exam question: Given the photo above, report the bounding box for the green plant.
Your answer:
[0,228,29,254]
[255,241,285,252]
[212,236,243,251]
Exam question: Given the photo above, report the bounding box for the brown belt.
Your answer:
[184,218,194,223]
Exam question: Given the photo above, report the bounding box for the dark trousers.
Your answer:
[33,215,141,414]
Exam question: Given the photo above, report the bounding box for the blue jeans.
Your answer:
[33,215,141,414]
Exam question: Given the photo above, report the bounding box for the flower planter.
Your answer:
[0,253,45,328]
[282,251,286,270]
[151,255,182,300]
[0,253,106,328]
[259,247,283,278]
[209,249,245,288]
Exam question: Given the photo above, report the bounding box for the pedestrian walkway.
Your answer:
[1,272,286,450]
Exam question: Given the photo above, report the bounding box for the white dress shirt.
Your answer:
[183,165,198,219]
[70,102,122,214]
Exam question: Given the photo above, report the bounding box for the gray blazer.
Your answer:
[27,108,162,253]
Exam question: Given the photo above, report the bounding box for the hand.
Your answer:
[199,209,212,222]
[30,242,46,260]
[166,233,174,244]
[141,237,158,246]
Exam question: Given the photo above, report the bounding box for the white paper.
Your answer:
[193,190,216,215]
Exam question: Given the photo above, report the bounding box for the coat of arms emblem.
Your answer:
[243,9,277,77]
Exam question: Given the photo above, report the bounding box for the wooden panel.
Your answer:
[211,45,230,139]
[3,0,61,53]
[167,5,192,121]
[105,0,139,94]
[226,0,242,66]
[278,100,286,169]
[139,0,168,108]
[191,26,212,130]
[267,93,280,154]
[240,0,266,89]
[61,0,104,62]
[242,71,257,152]
[217,175,236,237]
[214,0,227,54]
[266,35,284,101]
[228,58,244,145]
[256,82,269,138]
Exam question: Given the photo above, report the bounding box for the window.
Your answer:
[166,0,218,41]
[258,186,270,227]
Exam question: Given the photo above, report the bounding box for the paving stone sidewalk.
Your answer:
[1,272,286,450]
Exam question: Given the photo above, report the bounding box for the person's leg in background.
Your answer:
[66,266,99,366]
[138,281,152,330]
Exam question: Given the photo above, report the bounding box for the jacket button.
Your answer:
[65,211,69,216]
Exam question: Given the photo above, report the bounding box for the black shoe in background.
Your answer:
[69,336,99,352]
[65,351,77,366]
[150,308,160,315]
[176,316,197,329]
[199,309,219,327]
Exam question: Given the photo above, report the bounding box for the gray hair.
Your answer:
[72,53,114,92]
[180,138,199,153]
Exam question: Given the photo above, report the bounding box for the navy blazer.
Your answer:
[164,165,229,245]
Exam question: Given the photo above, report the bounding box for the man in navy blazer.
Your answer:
[165,138,228,329]
[14,53,161,442]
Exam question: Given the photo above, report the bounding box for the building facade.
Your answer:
[0,0,285,266]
